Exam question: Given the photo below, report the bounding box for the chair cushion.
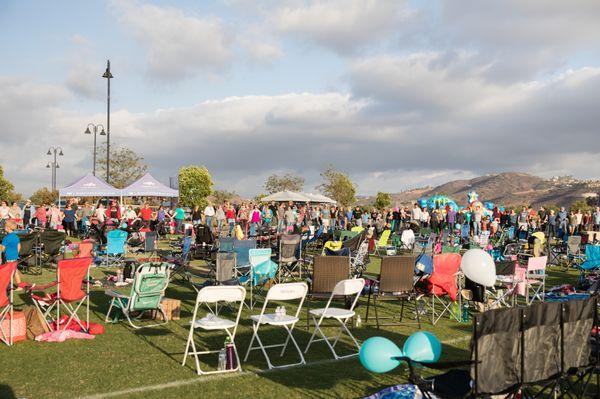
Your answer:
[309,307,355,319]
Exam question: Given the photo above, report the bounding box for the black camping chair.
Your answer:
[39,229,66,266]
[17,231,41,274]
[406,296,599,399]
[193,224,215,261]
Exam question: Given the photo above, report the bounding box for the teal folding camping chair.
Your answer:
[102,229,128,267]
[241,248,278,308]
[104,262,170,329]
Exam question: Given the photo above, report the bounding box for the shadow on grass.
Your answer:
[0,385,16,399]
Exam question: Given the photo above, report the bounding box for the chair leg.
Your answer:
[365,289,372,322]
[374,295,380,329]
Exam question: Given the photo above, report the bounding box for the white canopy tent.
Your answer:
[59,173,122,204]
[261,190,336,204]
[121,173,179,198]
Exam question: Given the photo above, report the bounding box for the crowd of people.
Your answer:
[2,196,599,242]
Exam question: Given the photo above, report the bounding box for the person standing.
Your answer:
[225,204,237,236]
[276,204,285,233]
[174,205,186,234]
[48,204,63,229]
[203,202,215,229]
[411,203,422,226]
[594,207,600,232]
[139,203,153,227]
[62,204,77,237]
[191,205,203,225]
[21,200,35,229]
[557,207,568,236]
[0,220,23,288]
[35,203,48,228]
[8,202,22,227]
[215,205,226,234]
[249,205,261,236]
[547,209,557,238]
[517,206,529,231]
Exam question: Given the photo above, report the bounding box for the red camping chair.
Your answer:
[418,253,462,325]
[77,241,94,258]
[0,262,18,345]
[31,257,93,332]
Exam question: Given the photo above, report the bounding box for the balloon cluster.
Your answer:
[359,332,442,374]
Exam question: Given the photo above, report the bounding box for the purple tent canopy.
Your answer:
[121,173,179,197]
[59,173,121,197]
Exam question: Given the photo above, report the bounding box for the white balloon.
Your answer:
[460,249,496,287]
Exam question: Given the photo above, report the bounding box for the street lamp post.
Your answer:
[102,60,113,183]
[84,123,106,176]
[46,146,64,191]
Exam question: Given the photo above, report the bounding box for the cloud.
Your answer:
[270,0,410,55]
[64,34,104,100]
[111,0,234,81]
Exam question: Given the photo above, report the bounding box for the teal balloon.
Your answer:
[359,337,403,373]
[403,332,442,363]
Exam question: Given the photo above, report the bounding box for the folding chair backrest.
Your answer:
[567,235,581,254]
[432,253,462,277]
[16,232,37,257]
[197,285,246,304]
[507,226,515,240]
[472,306,522,394]
[78,242,93,258]
[249,248,271,267]
[312,256,350,294]
[195,225,214,245]
[460,224,470,238]
[144,231,157,252]
[562,296,595,370]
[216,252,236,283]
[233,239,257,266]
[107,229,127,255]
[40,230,66,256]
[279,234,301,263]
[58,257,92,302]
[377,230,391,247]
[332,278,365,296]
[249,248,277,284]
[522,301,561,384]
[266,282,308,301]
[0,262,17,307]
[495,260,516,276]
[379,256,415,293]
[526,256,547,273]
[129,263,170,311]
[219,237,234,252]
[342,230,366,251]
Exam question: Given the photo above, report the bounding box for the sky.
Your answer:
[1,0,600,197]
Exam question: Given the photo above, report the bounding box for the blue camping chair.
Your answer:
[218,237,235,253]
[233,239,256,277]
[168,236,193,281]
[243,248,278,308]
[102,229,128,267]
[580,245,600,271]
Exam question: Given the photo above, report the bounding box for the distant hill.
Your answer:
[358,172,600,208]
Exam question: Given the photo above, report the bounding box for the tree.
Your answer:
[0,166,21,203]
[179,165,214,208]
[570,199,594,213]
[97,144,148,189]
[264,173,305,194]
[317,165,356,206]
[30,187,59,205]
[374,192,392,209]
[211,189,237,205]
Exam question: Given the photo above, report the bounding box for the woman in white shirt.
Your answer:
[204,203,215,228]
[420,207,430,228]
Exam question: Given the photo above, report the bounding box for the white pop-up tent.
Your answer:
[59,173,121,197]
[59,173,122,206]
[121,172,179,198]
[261,190,311,203]
[261,190,337,204]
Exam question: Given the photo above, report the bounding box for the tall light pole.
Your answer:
[102,60,113,183]
[46,146,64,191]
[84,123,105,176]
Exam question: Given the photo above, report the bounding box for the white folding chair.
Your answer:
[244,282,308,369]
[304,278,365,360]
[183,285,246,375]
[525,256,547,305]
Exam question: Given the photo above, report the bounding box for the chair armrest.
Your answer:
[105,289,129,299]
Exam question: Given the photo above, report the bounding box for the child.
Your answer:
[0,219,23,289]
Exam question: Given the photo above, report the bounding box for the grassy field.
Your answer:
[0,244,585,399]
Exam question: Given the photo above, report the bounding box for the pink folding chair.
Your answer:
[524,256,547,304]
[0,261,18,345]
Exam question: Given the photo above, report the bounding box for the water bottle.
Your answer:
[462,304,470,323]
[218,348,227,371]
[225,338,236,370]
[280,306,286,317]
[355,314,362,328]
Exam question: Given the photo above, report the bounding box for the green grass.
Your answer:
[0,245,586,399]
